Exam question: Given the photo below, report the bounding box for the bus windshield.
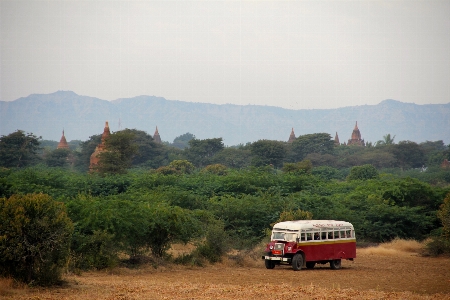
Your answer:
[272,232,297,242]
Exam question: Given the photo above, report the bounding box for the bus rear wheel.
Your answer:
[306,262,316,269]
[330,259,341,270]
[292,254,303,271]
[265,259,275,269]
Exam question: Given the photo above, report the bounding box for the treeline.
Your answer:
[1,130,450,179]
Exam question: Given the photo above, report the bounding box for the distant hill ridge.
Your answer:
[1,91,449,146]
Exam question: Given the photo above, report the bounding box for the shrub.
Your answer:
[282,160,312,174]
[438,192,450,239]
[196,222,230,263]
[347,164,379,181]
[424,236,450,256]
[425,192,450,256]
[0,193,73,285]
[168,160,195,174]
[155,166,180,175]
[202,164,228,175]
[70,229,118,271]
[146,205,202,257]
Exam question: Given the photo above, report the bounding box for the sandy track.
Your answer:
[2,250,450,299]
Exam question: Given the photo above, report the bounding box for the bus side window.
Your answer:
[346,230,352,238]
[334,231,339,239]
[340,230,345,238]
[306,233,312,240]
[328,232,333,239]
[321,232,327,240]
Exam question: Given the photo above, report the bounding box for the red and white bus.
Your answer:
[262,220,356,271]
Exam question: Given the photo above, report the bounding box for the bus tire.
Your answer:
[330,259,341,270]
[306,262,316,269]
[292,254,303,271]
[265,259,275,269]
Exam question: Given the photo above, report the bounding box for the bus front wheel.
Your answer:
[330,259,341,270]
[265,259,275,269]
[292,254,303,271]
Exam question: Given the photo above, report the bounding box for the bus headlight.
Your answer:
[269,245,274,250]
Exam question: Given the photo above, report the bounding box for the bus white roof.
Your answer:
[272,220,353,231]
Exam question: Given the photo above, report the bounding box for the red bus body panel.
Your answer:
[295,240,356,261]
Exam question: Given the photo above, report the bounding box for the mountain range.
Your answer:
[1,91,449,146]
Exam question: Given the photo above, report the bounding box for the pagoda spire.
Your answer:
[57,129,69,149]
[153,126,162,144]
[334,132,340,146]
[347,121,365,146]
[288,128,296,143]
[89,121,111,172]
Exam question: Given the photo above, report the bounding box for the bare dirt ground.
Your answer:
[1,248,450,299]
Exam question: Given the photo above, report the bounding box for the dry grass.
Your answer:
[358,238,424,256]
[167,242,197,257]
[0,278,27,298]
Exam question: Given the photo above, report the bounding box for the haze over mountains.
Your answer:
[1,91,449,146]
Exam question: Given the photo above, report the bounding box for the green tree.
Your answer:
[250,139,287,168]
[123,129,167,168]
[290,133,334,161]
[75,134,101,172]
[40,140,58,150]
[212,147,251,169]
[437,192,450,240]
[356,148,397,168]
[96,130,138,174]
[422,191,450,256]
[282,160,312,174]
[392,140,425,169]
[0,130,41,168]
[347,164,379,181]
[185,138,225,167]
[420,140,447,167]
[202,164,228,175]
[168,159,195,174]
[303,153,337,167]
[311,166,344,180]
[172,132,195,149]
[195,221,230,263]
[0,193,73,285]
[363,196,434,241]
[146,205,202,257]
[376,133,395,146]
[44,148,71,168]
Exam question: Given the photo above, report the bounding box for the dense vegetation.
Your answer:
[1,129,450,285]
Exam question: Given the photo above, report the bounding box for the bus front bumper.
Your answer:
[262,256,290,262]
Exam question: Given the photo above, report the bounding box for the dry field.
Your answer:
[1,240,450,300]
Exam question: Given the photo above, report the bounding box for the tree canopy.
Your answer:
[392,141,426,168]
[171,132,195,149]
[0,130,41,168]
[0,193,73,285]
[95,130,138,174]
[250,139,286,168]
[185,138,225,167]
[290,133,334,161]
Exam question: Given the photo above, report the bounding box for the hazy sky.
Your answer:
[1,0,449,109]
